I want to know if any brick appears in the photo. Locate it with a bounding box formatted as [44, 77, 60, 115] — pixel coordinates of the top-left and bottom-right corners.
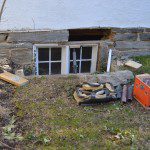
[114, 33, 137, 41]
[7, 30, 69, 43]
[140, 33, 150, 41]
[115, 41, 150, 49]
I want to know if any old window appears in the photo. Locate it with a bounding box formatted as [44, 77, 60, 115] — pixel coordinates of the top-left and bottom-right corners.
[69, 47, 92, 73]
[38, 47, 62, 75]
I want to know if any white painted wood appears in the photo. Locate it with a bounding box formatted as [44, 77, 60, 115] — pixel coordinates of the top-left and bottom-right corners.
[106, 49, 112, 73]
[91, 45, 98, 73]
[61, 46, 69, 75]
[34, 44, 58, 47]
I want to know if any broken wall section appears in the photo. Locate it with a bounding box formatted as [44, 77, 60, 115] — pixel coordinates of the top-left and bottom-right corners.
[97, 28, 150, 72]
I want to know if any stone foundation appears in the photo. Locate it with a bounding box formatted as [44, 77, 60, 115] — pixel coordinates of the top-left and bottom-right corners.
[0, 28, 149, 74]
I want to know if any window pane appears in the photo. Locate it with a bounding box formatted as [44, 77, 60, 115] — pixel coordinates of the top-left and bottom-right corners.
[82, 47, 92, 59]
[69, 61, 80, 73]
[81, 61, 91, 73]
[38, 48, 49, 61]
[51, 62, 61, 74]
[70, 48, 80, 60]
[51, 48, 61, 61]
[39, 63, 49, 75]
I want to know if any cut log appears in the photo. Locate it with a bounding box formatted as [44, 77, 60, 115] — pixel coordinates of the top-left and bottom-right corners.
[0, 72, 28, 86]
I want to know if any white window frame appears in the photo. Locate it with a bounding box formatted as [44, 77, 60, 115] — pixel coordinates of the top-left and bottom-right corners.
[33, 43, 98, 75]
[68, 44, 98, 74]
[69, 46, 93, 73]
[33, 44, 62, 75]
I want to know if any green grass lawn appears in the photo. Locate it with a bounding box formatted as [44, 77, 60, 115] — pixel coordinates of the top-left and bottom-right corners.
[10, 75, 150, 150]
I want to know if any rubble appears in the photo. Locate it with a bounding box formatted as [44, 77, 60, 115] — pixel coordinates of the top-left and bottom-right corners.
[0, 58, 12, 73]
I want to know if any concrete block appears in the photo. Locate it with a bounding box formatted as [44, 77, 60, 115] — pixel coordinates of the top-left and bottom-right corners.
[114, 33, 137, 41]
[0, 34, 7, 42]
[7, 30, 69, 43]
[115, 41, 150, 49]
[140, 33, 150, 41]
[11, 48, 32, 64]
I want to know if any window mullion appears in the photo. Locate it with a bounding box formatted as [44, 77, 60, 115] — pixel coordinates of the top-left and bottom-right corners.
[79, 47, 82, 73]
[49, 48, 51, 75]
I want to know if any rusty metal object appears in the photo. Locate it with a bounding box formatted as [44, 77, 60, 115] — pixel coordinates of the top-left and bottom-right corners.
[115, 85, 122, 99]
[127, 84, 133, 100]
[121, 85, 127, 102]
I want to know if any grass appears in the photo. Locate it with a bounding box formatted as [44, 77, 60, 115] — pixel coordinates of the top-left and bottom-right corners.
[10, 75, 150, 149]
[132, 55, 150, 74]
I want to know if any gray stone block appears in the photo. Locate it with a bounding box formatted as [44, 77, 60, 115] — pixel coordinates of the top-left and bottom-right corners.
[113, 49, 150, 57]
[7, 30, 69, 43]
[0, 49, 10, 59]
[115, 41, 150, 49]
[0, 34, 7, 42]
[140, 33, 150, 41]
[145, 28, 150, 32]
[114, 33, 137, 41]
[112, 28, 144, 33]
[78, 70, 134, 86]
[0, 43, 33, 49]
[11, 48, 32, 64]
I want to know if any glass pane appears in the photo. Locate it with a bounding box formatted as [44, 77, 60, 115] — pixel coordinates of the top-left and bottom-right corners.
[39, 63, 49, 75]
[51, 62, 61, 74]
[38, 48, 49, 61]
[69, 61, 80, 73]
[82, 47, 92, 59]
[70, 48, 80, 60]
[81, 61, 91, 73]
[51, 48, 61, 61]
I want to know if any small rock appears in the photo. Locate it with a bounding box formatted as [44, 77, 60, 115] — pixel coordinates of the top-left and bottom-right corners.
[0, 58, 10, 66]
[2, 65, 12, 72]
[117, 60, 124, 66]
[15, 69, 24, 77]
[121, 56, 129, 60]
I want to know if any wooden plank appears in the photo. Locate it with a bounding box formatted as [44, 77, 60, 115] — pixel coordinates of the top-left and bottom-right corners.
[125, 60, 142, 69]
[0, 72, 28, 86]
